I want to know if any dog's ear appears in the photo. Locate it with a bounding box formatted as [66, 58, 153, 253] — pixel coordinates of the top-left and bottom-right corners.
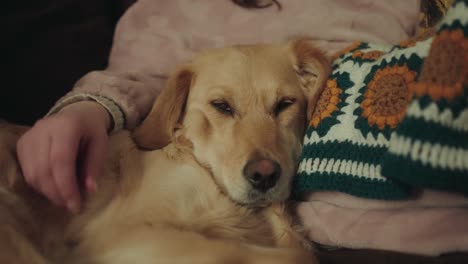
[288, 38, 331, 120]
[133, 67, 194, 150]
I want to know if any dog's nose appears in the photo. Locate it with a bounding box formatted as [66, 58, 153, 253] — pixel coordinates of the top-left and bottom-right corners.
[243, 159, 281, 192]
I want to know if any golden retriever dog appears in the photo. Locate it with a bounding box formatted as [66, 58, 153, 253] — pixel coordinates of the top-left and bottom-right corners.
[0, 38, 329, 264]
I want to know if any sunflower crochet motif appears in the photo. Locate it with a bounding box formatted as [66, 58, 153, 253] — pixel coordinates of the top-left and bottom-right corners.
[294, 0, 468, 200]
[361, 65, 416, 129]
[310, 79, 342, 128]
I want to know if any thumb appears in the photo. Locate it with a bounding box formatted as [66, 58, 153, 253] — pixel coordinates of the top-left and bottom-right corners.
[82, 133, 108, 193]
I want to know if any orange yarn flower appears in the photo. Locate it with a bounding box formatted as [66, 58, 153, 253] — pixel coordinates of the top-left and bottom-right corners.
[399, 28, 436, 48]
[361, 66, 416, 129]
[351, 50, 384, 60]
[410, 29, 468, 101]
[310, 79, 342, 128]
[332, 41, 362, 60]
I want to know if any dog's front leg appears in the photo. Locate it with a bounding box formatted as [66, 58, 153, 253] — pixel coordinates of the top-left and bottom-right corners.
[264, 203, 315, 250]
[71, 225, 317, 264]
[0, 186, 50, 264]
[0, 226, 49, 264]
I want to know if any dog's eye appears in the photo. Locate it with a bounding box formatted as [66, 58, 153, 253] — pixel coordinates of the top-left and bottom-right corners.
[211, 100, 234, 115]
[274, 98, 296, 116]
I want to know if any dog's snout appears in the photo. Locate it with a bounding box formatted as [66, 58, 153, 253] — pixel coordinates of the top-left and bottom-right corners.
[243, 159, 281, 192]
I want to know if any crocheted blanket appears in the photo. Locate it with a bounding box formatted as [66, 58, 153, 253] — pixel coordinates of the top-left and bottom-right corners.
[294, 0, 468, 200]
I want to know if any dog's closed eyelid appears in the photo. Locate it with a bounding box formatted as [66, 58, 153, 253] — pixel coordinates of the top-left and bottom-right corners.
[210, 99, 235, 116]
[273, 97, 296, 116]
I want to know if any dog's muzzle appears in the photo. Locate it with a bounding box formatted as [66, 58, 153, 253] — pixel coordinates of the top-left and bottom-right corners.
[242, 159, 281, 192]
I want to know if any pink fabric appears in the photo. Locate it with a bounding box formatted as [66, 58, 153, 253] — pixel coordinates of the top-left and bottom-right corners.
[72, 71, 164, 128]
[108, 0, 420, 73]
[297, 191, 468, 255]
[63, 0, 420, 128]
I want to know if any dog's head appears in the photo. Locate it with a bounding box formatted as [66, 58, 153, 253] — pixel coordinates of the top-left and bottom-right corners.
[133, 38, 329, 206]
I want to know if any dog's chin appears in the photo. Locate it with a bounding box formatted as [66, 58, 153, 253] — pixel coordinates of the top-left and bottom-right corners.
[205, 164, 291, 207]
[228, 187, 290, 208]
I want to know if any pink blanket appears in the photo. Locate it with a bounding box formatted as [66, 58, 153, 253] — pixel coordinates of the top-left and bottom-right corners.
[297, 191, 468, 255]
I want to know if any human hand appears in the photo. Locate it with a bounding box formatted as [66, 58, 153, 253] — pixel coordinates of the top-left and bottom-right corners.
[17, 101, 111, 213]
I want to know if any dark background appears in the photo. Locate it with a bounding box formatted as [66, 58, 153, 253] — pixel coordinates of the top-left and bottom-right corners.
[1, 0, 133, 125]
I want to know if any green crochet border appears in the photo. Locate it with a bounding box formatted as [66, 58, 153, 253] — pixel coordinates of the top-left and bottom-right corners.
[300, 140, 388, 164]
[381, 153, 468, 195]
[293, 172, 410, 200]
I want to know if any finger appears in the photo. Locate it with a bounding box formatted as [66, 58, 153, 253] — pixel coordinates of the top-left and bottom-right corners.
[49, 128, 82, 214]
[17, 130, 64, 205]
[37, 135, 63, 206]
[16, 129, 41, 187]
[38, 174, 63, 207]
[17, 132, 36, 185]
[82, 133, 108, 193]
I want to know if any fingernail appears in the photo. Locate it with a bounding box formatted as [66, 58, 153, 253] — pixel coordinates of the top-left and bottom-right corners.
[67, 200, 80, 214]
[86, 178, 98, 193]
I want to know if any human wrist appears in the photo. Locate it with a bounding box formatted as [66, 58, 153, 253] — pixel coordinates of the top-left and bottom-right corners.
[47, 92, 125, 132]
[60, 101, 113, 132]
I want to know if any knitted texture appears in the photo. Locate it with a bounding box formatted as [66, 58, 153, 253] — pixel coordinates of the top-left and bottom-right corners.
[47, 92, 125, 132]
[294, 0, 468, 200]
